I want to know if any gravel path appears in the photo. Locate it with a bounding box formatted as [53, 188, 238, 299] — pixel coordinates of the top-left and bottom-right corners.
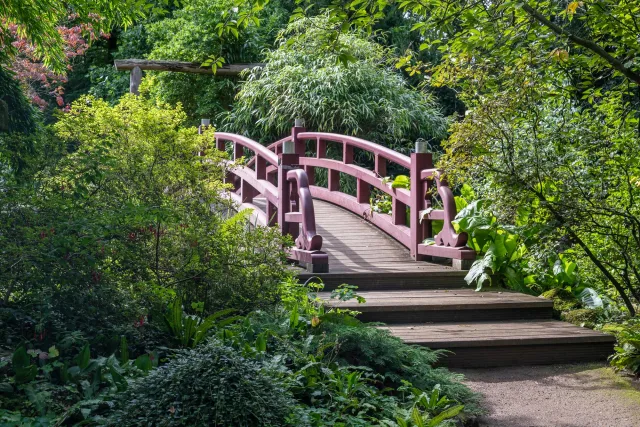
[456, 363, 640, 427]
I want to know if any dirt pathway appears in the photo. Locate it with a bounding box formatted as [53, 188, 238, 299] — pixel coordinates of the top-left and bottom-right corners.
[457, 363, 640, 427]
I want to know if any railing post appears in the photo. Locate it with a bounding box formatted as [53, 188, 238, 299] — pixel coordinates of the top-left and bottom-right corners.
[292, 119, 306, 155]
[374, 154, 386, 177]
[278, 134, 300, 238]
[410, 141, 433, 260]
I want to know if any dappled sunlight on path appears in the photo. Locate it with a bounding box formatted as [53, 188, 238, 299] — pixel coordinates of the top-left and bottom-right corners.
[458, 363, 640, 427]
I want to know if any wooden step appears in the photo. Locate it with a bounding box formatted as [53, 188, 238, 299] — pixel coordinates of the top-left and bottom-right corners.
[381, 320, 616, 368]
[299, 270, 467, 291]
[320, 289, 553, 323]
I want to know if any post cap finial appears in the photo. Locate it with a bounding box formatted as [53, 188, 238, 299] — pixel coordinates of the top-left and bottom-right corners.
[201, 118, 211, 126]
[415, 140, 429, 154]
[283, 140, 295, 154]
[294, 118, 304, 127]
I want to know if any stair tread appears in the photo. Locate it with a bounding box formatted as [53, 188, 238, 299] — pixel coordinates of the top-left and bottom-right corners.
[320, 289, 553, 311]
[299, 270, 466, 278]
[380, 319, 615, 348]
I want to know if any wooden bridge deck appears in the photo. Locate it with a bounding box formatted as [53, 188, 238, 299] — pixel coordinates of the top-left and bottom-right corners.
[311, 200, 453, 273]
[295, 199, 615, 368]
[297, 200, 468, 289]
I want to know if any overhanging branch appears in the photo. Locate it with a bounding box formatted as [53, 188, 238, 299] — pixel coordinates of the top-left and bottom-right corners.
[521, 4, 640, 85]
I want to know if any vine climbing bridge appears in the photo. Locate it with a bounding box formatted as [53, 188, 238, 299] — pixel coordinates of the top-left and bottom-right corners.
[216, 123, 615, 369]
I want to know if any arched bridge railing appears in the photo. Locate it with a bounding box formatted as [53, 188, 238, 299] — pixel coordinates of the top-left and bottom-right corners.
[213, 131, 328, 273]
[247, 125, 476, 270]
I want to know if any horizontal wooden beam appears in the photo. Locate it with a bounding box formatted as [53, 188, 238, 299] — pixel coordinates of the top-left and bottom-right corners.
[114, 59, 264, 76]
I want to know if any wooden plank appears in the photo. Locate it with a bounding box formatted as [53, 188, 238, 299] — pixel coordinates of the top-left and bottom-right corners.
[114, 59, 264, 76]
[435, 342, 614, 368]
[381, 320, 615, 346]
[320, 289, 553, 309]
[308, 199, 461, 276]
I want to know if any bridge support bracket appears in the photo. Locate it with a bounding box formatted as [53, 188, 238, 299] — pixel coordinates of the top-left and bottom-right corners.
[288, 248, 329, 273]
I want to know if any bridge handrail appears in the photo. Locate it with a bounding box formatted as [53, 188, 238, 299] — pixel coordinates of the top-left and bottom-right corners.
[215, 132, 279, 165]
[298, 132, 411, 170]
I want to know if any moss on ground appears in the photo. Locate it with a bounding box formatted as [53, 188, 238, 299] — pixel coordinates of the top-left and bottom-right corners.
[539, 288, 582, 318]
[596, 367, 640, 405]
[562, 308, 601, 328]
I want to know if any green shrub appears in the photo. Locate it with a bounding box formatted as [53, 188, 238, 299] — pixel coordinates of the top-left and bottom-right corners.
[108, 339, 296, 426]
[224, 16, 449, 151]
[1, 94, 291, 350]
[319, 322, 481, 414]
[603, 319, 640, 375]
[0, 341, 151, 422]
[224, 281, 482, 421]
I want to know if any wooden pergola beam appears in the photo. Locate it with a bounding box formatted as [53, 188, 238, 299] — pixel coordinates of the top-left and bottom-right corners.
[114, 59, 264, 76]
[115, 59, 265, 95]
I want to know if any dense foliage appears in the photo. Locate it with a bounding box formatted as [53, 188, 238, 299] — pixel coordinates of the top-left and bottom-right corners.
[0, 95, 291, 349]
[0, 67, 37, 134]
[138, 0, 294, 120]
[0, 0, 148, 72]
[225, 17, 449, 151]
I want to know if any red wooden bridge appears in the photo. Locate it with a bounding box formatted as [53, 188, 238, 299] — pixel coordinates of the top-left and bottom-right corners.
[215, 124, 615, 368]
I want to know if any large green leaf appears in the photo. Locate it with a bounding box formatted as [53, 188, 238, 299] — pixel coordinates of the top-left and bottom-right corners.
[15, 365, 38, 384]
[428, 404, 464, 426]
[76, 344, 91, 370]
[12, 346, 31, 370]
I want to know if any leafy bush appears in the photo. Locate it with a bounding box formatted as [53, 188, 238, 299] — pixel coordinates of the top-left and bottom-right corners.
[320, 322, 481, 414]
[108, 339, 296, 426]
[224, 16, 449, 151]
[1, 341, 152, 424]
[604, 319, 640, 375]
[220, 278, 482, 424]
[1, 94, 291, 350]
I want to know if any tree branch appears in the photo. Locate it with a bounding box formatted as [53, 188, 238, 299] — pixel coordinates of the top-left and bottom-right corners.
[521, 3, 640, 85]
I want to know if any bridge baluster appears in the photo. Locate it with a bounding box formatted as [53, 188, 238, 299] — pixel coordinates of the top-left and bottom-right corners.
[356, 179, 370, 204]
[343, 142, 353, 164]
[328, 169, 340, 192]
[233, 142, 243, 161]
[317, 138, 327, 158]
[255, 155, 266, 180]
[392, 198, 407, 226]
[241, 179, 255, 204]
[374, 154, 386, 177]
